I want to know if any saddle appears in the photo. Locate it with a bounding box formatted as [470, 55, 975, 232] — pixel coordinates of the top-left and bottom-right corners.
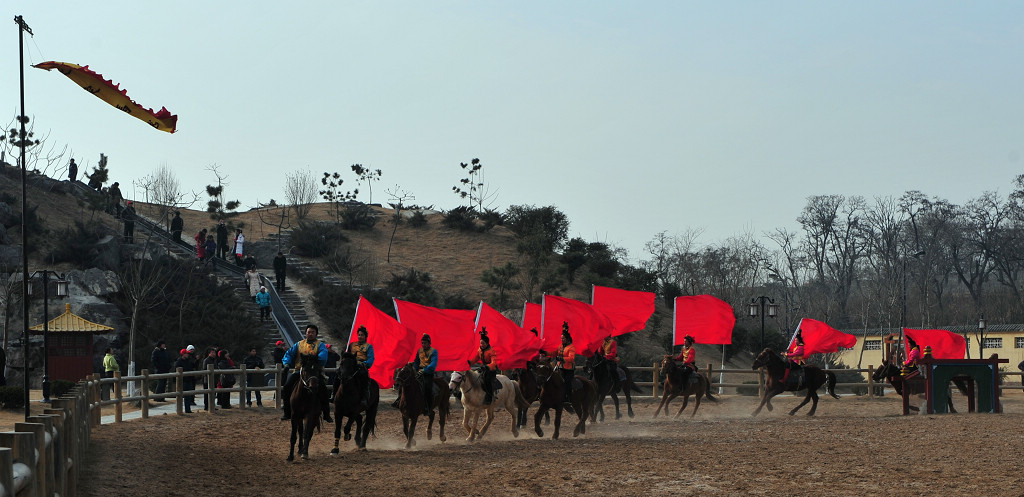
[490, 376, 503, 391]
[781, 369, 805, 390]
[685, 373, 701, 387]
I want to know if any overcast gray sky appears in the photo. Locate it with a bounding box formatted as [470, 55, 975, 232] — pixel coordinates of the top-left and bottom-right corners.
[5, 2, 1023, 263]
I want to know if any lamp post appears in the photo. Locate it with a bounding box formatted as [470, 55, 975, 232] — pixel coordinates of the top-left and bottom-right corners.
[978, 313, 987, 359]
[27, 271, 69, 402]
[748, 296, 778, 351]
[15, 14, 34, 420]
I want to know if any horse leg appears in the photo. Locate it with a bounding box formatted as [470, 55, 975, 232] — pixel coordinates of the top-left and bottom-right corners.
[507, 401, 520, 438]
[690, 386, 703, 418]
[534, 406, 547, 438]
[331, 414, 342, 455]
[552, 406, 562, 440]
[752, 390, 775, 417]
[612, 393, 621, 420]
[405, 415, 418, 449]
[478, 408, 495, 439]
[288, 420, 298, 461]
[353, 415, 365, 450]
[301, 415, 316, 459]
[790, 390, 814, 416]
[653, 391, 671, 418]
[463, 408, 474, 441]
[624, 385, 635, 418]
[426, 410, 434, 441]
[674, 394, 690, 418]
[344, 417, 355, 441]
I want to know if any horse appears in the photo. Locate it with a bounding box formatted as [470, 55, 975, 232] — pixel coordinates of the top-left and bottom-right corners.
[584, 354, 643, 421]
[750, 348, 839, 417]
[532, 360, 597, 439]
[449, 369, 530, 441]
[652, 355, 717, 419]
[393, 363, 450, 448]
[287, 354, 323, 461]
[511, 366, 550, 428]
[331, 352, 379, 452]
[871, 361, 966, 414]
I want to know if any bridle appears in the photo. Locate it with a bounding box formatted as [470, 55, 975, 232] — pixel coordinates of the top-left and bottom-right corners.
[299, 365, 320, 393]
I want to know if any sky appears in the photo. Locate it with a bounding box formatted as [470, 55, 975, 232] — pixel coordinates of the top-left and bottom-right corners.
[4, 2, 1024, 264]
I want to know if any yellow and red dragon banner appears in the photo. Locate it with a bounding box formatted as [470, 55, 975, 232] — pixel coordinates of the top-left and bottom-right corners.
[34, 61, 177, 133]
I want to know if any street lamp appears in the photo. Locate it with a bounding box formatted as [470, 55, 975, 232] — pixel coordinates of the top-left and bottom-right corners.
[27, 271, 69, 402]
[15, 14, 34, 420]
[748, 296, 778, 350]
[978, 313, 987, 358]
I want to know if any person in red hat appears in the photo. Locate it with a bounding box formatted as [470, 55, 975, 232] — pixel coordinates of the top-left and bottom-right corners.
[272, 340, 287, 400]
[173, 348, 195, 413]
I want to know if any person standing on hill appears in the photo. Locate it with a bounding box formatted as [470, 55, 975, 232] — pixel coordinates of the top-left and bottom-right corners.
[174, 348, 195, 413]
[233, 229, 245, 266]
[170, 211, 183, 242]
[242, 347, 265, 407]
[194, 229, 208, 260]
[121, 201, 136, 244]
[150, 339, 171, 395]
[215, 222, 229, 260]
[255, 286, 272, 321]
[273, 251, 287, 291]
[68, 158, 78, 182]
[244, 267, 261, 302]
[108, 181, 124, 216]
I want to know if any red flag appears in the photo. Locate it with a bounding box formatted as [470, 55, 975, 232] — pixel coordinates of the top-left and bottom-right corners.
[591, 285, 655, 336]
[393, 299, 477, 372]
[476, 302, 544, 370]
[522, 302, 542, 332]
[541, 295, 614, 356]
[903, 328, 967, 360]
[673, 295, 735, 345]
[346, 296, 417, 389]
[788, 318, 856, 355]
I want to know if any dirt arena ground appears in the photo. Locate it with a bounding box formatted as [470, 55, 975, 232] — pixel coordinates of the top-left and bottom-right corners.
[78, 391, 1024, 497]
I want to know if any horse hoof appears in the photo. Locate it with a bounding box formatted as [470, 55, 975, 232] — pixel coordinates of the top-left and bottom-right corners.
[440, 435, 446, 443]
[344, 433, 352, 441]
[358, 447, 367, 452]
[301, 454, 308, 460]
[330, 449, 339, 455]
[535, 429, 544, 438]
[287, 456, 294, 462]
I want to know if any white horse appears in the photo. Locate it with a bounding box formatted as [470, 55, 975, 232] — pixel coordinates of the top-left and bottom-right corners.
[449, 370, 530, 442]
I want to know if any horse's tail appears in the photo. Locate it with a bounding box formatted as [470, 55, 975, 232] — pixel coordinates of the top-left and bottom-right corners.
[825, 371, 840, 399]
[703, 375, 718, 402]
[513, 382, 530, 410]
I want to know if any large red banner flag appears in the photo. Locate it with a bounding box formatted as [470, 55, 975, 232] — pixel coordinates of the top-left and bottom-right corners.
[346, 296, 417, 389]
[787, 318, 857, 355]
[34, 61, 178, 133]
[903, 328, 967, 360]
[522, 302, 542, 332]
[673, 295, 735, 345]
[541, 295, 614, 356]
[393, 299, 478, 372]
[476, 302, 544, 370]
[591, 285, 656, 337]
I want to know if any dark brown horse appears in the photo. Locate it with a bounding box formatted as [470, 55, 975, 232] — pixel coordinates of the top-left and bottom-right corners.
[751, 348, 839, 416]
[584, 354, 643, 421]
[287, 354, 323, 461]
[331, 352, 379, 452]
[653, 355, 717, 418]
[532, 360, 597, 439]
[872, 361, 966, 413]
[512, 367, 549, 428]
[393, 363, 450, 448]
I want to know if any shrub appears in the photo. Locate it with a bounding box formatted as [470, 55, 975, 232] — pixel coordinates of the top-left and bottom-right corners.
[49, 220, 108, 265]
[442, 206, 478, 232]
[290, 221, 348, 258]
[340, 203, 377, 231]
[478, 208, 503, 232]
[0, 386, 25, 409]
[51, 379, 76, 398]
[408, 210, 428, 228]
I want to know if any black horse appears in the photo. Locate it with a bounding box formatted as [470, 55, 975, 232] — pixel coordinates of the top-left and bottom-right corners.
[331, 352, 379, 452]
[750, 348, 839, 417]
[584, 354, 642, 421]
[287, 354, 323, 461]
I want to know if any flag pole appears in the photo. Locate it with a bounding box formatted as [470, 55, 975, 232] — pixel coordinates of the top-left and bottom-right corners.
[719, 344, 725, 395]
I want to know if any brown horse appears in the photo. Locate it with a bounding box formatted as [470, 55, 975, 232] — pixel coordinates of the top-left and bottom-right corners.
[532, 360, 597, 439]
[585, 354, 643, 421]
[287, 355, 323, 461]
[393, 363, 449, 448]
[512, 367, 549, 428]
[653, 355, 717, 418]
[331, 352, 379, 452]
[751, 348, 839, 416]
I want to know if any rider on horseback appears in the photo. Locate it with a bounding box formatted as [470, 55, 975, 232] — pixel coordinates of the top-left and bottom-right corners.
[600, 334, 621, 389]
[280, 324, 334, 423]
[471, 328, 499, 405]
[555, 323, 576, 409]
[414, 334, 439, 416]
[673, 335, 697, 384]
[347, 325, 375, 407]
[902, 336, 922, 376]
[785, 330, 806, 369]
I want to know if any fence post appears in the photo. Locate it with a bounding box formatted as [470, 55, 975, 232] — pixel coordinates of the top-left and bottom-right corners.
[90, 374, 101, 427]
[275, 364, 283, 409]
[706, 363, 713, 391]
[114, 372, 123, 423]
[0, 431, 37, 497]
[240, 364, 248, 409]
[867, 365, 875, 398]
[15, 422, 47, 497]
[27, 416, 58, 497]
[175, 367, 184, 415]
[651, 361, 660, 398]
[0, 448, 13, 497]
[47, 402, 75, 497]
[208, 364, 216, 412]
[141, 369, 150, 419]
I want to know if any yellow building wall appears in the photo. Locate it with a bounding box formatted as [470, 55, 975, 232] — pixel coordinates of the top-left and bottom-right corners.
[834, 330, 1024, 379]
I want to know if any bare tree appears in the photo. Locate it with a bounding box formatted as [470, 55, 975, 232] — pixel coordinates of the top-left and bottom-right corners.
[284, 169, 318, 221]
[452, 158, 498, 212]
[117, 249, 173, 385]
[255, 199, 292, 252]
[385, 186, 415, 263]
[0, 115, 69, 180]
[205, 164, 241, 222]
[351, 164, 383, 205]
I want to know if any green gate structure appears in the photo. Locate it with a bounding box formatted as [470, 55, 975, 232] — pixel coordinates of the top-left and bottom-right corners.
[921, 355, 1008, 414]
